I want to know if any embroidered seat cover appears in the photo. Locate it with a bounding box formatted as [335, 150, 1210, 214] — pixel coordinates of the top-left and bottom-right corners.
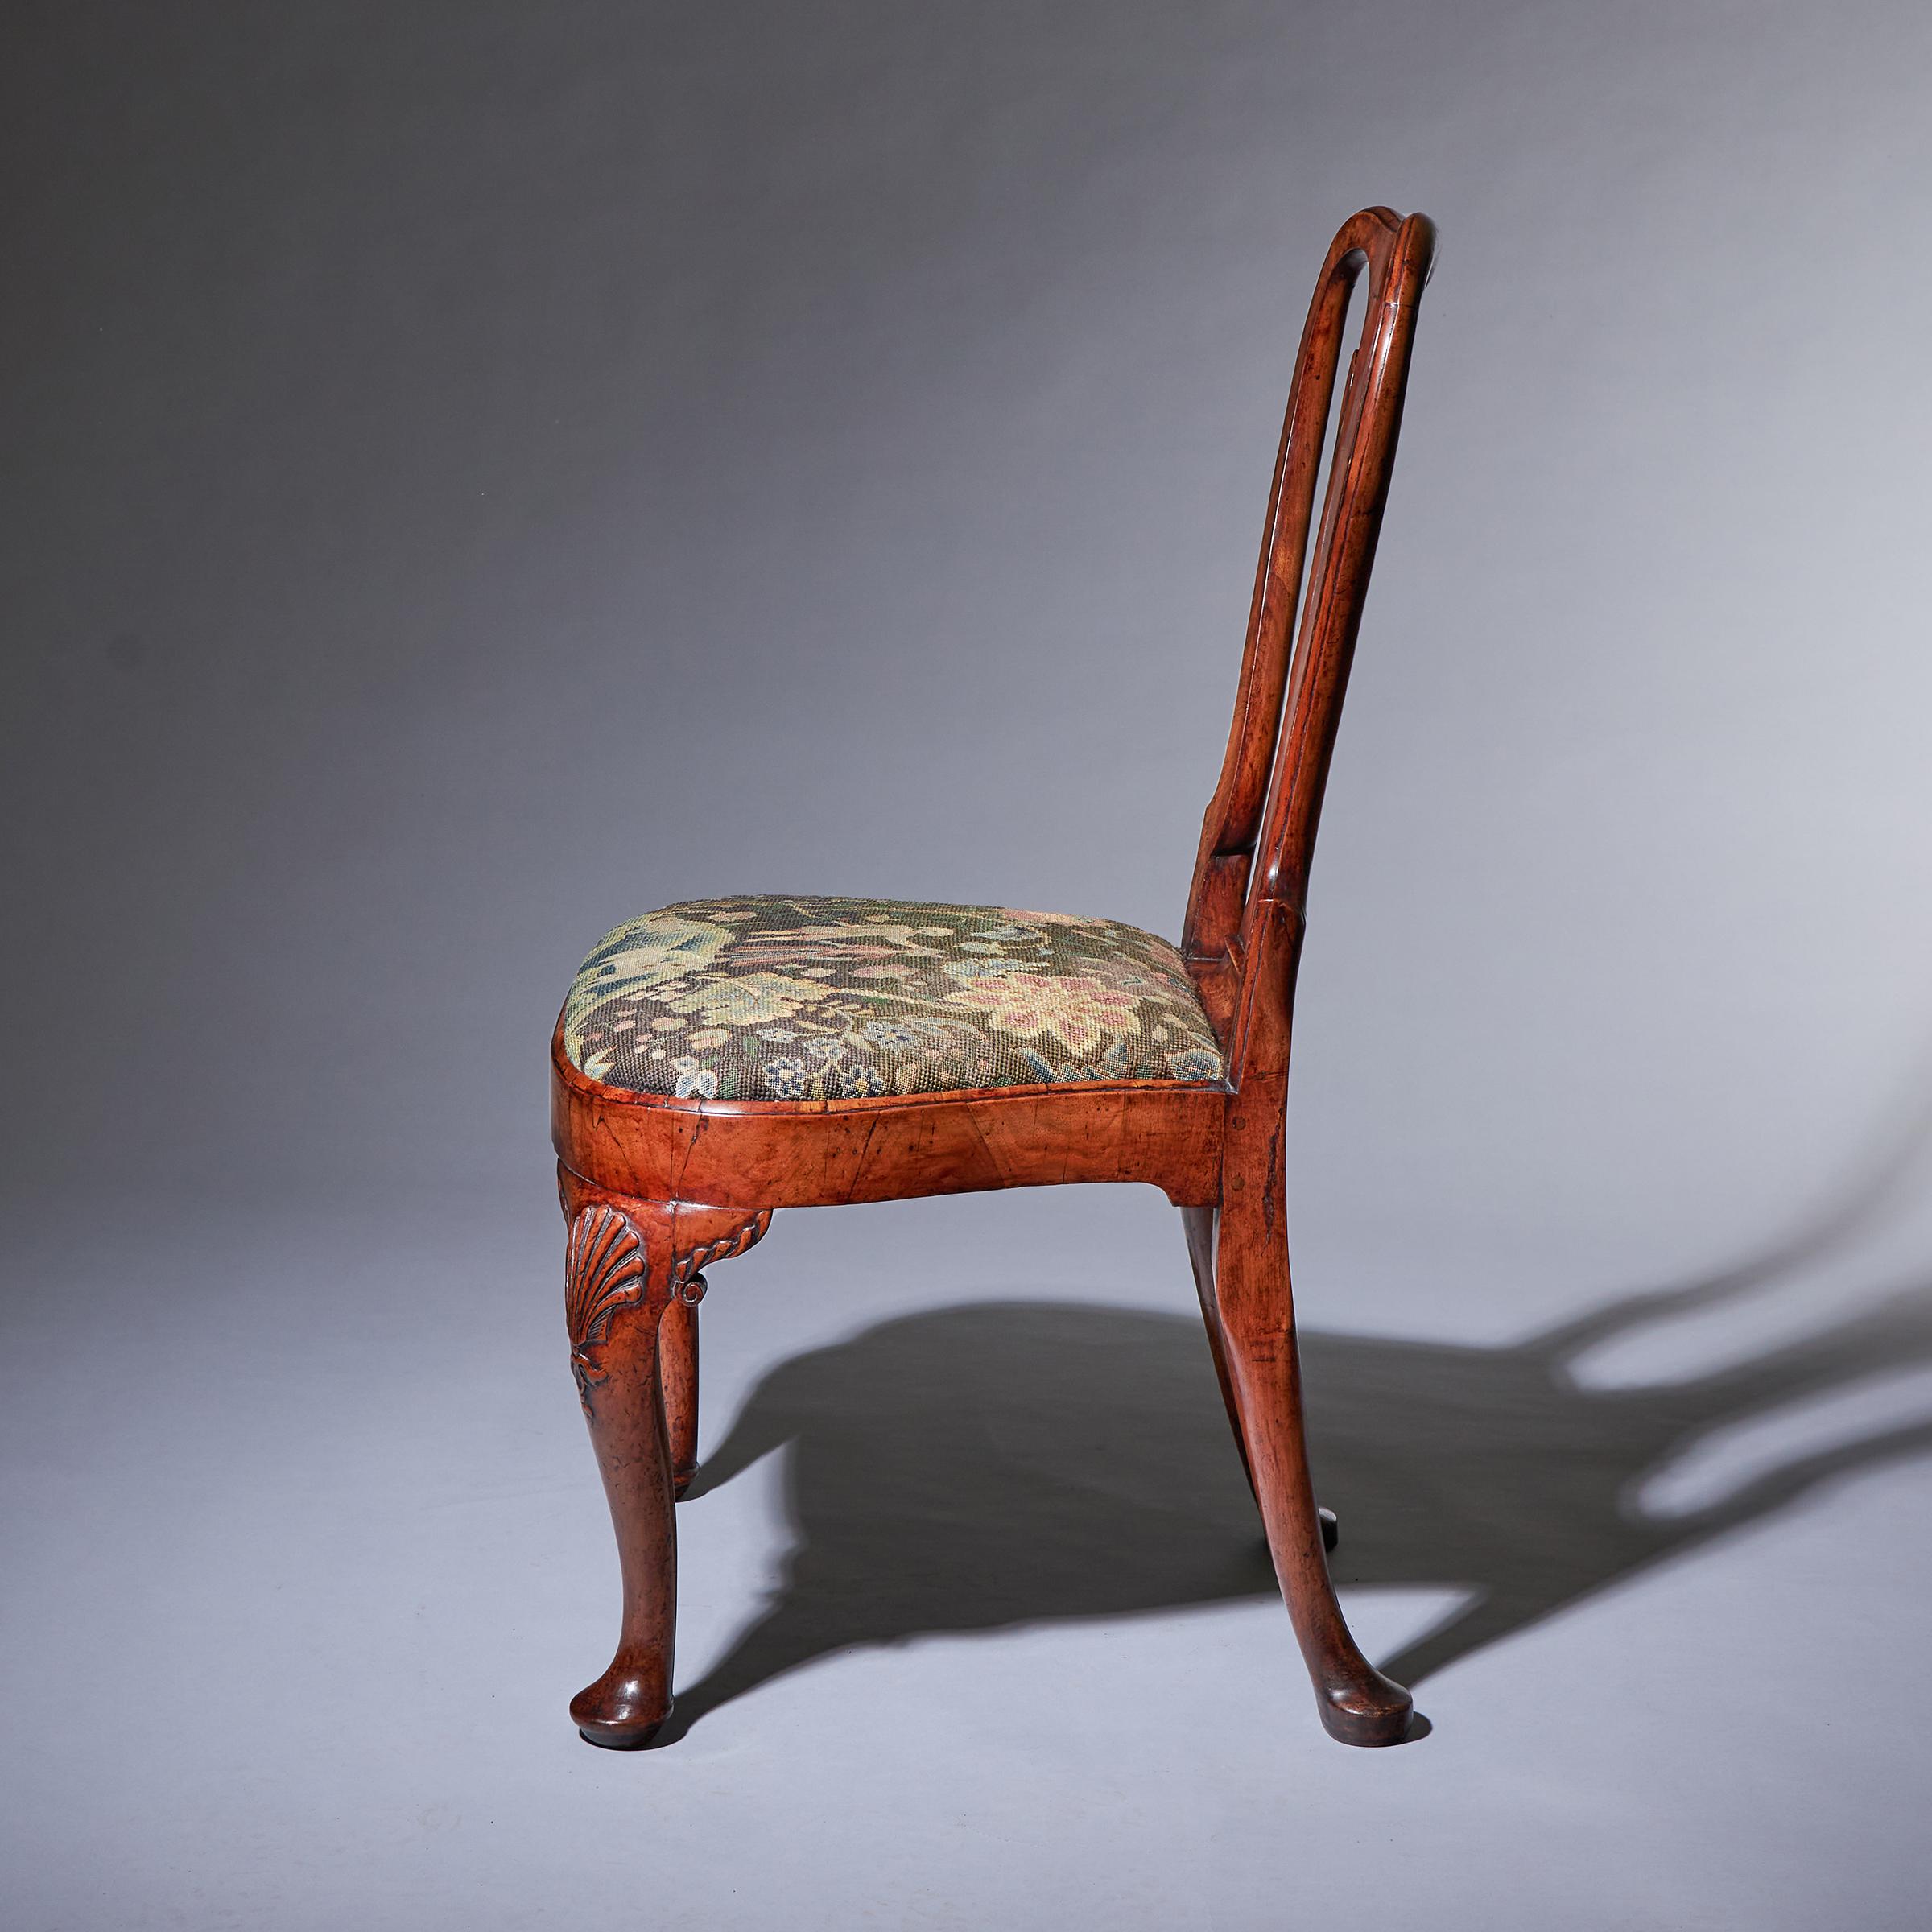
[562, 895, 1227, 1101]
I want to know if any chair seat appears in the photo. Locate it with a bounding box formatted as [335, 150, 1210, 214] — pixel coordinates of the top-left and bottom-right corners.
[562, 894, 1227, 1100]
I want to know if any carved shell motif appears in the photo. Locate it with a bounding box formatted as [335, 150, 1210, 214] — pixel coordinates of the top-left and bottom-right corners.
[565, 1205, 647, 1407]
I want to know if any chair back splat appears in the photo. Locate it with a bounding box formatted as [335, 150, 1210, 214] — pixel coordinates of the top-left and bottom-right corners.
[1182, 208, 1436, 1080]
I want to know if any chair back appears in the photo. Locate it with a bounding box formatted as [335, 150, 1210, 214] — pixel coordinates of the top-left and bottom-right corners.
[1182, 206, 1435, 1084]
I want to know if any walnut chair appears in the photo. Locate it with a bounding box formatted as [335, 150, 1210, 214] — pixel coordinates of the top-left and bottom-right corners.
[551, 206, 1436, 1749]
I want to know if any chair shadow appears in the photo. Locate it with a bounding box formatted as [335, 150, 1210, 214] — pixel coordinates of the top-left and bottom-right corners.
[654, 1091, 1932, 1744]
[653, 1282, 1932, 1744]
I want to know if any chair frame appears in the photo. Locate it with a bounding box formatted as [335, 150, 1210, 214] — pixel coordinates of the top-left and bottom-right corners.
[551, 205, 1437, 1749]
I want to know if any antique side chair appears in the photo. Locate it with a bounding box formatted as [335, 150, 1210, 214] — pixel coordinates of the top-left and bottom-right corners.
[551, 206, 1436, 1749]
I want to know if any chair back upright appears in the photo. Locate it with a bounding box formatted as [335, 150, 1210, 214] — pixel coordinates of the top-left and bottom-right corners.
[1182, 207, 1436, 1088]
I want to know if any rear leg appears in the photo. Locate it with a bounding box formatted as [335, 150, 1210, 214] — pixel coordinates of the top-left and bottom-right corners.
[1209, 1192, 1412, 1746]
[1184, 1206, 1340, 1553]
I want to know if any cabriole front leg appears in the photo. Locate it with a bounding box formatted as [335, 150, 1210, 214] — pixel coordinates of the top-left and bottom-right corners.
[558, 1169, 773, 1749]
[564, 1197, 679, 1748]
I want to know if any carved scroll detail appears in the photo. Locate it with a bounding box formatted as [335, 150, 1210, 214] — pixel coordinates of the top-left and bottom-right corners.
[566, 1205, 648, 1409]
[670, 1210, 771, 1305]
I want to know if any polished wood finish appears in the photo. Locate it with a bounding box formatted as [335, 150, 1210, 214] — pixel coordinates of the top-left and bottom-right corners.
[559, 1173, 771, 1745]
[553, 206, 1436, 1748]
[552, 1019, 1227, 1208]
[660, 1294, 700, 1499]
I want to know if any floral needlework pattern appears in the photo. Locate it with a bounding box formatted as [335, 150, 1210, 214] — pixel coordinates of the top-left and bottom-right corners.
[563, 896, 1227, 1100]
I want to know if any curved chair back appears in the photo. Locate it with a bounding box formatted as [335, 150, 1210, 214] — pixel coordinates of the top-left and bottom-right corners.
[1182, 206, 1436, 1082]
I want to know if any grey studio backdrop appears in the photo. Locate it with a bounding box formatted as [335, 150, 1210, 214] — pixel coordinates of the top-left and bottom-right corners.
[4, 4, 1931, 1930]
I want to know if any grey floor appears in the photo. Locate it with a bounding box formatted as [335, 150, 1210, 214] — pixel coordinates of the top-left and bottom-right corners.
[6, 1173, 1930, 1931]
